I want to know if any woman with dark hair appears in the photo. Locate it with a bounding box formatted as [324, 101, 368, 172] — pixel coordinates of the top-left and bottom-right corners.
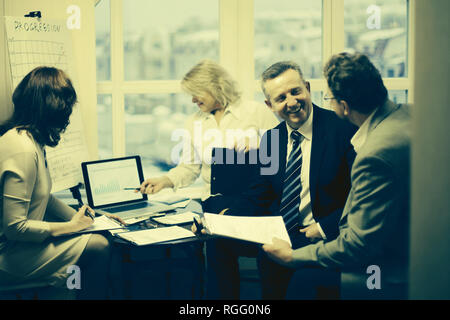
[0, 67, 121, 299]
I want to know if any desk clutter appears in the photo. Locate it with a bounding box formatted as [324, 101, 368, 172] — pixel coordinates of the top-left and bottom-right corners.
[99, 200, 206, 299]
[51, 176, 258, 299]
[109, 212, 201, 246]
[152, 211, 200, 225]
[115, 226, 196, 246]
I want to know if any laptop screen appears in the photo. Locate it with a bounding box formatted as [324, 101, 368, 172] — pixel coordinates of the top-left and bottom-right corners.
[82, 156, 147, 209]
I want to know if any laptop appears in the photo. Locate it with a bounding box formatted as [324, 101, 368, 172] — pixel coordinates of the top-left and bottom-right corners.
[81, 156, 175, 223]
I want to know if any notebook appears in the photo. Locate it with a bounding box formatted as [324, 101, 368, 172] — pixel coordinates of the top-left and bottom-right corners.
[81, 156, 175, 223]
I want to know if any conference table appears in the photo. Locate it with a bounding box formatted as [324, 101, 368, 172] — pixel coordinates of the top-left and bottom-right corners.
[58, 187, 211, 299]
[108, 199, 211, 299]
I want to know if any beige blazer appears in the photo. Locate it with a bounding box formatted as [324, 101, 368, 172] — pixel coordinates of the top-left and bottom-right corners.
[0, 129, 90, 287]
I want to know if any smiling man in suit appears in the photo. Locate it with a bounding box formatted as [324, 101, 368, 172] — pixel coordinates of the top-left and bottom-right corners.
[263, 52, 411, 300]
[203, 61, 357, 299]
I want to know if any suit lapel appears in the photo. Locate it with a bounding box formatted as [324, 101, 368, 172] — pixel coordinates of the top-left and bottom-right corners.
[367, 100, 399, 135]
[274, 122, 288, 198]
[309, 105, 326, 208]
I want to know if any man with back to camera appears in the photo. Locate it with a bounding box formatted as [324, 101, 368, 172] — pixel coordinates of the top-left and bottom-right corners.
[263, 52, 411, 300]
[200, 60, 357, 299]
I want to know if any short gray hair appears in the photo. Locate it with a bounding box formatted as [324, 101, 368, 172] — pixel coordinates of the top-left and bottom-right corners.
[261, 61, 305, 99]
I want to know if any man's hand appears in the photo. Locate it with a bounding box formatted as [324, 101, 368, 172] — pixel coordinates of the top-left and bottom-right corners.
[139, 176, 174, 195]
[300, 223, 322, 240]
[262, 237, 294, 267]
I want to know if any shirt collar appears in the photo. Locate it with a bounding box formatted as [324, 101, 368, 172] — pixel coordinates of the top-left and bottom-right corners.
[351, 108, 377, 153]
[224, 100, 241, 120]
[203, 100, 241, 121]
[285, 106, 313, 142]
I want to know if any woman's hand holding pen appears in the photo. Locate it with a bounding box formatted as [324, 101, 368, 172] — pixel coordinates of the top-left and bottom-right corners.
[75, 206, 127, 228]
[138, 176, 174, 195]
[69, 205, 95, 232]
[50, 205, 95, 237]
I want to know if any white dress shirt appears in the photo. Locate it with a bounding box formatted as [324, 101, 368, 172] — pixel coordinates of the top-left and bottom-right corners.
[350, 109, 377, 154]
[285, 107, 327, 239]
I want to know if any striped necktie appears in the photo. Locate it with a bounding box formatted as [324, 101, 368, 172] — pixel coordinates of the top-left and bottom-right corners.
[280, 130, 303, 235]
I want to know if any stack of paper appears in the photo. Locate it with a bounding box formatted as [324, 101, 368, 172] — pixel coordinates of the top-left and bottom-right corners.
[152, 211, 200, 225]
[116, 226, 196, 246]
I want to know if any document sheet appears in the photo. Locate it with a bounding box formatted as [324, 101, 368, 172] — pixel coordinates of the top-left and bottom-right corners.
[73, 215, 123, 234]
[116, 226, 196, 246]
[152, 211, 200, 225]
[202, 213, 292, 246]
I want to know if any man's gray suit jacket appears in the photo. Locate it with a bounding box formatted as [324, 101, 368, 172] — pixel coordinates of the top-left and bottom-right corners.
[291, 100, 411, 292]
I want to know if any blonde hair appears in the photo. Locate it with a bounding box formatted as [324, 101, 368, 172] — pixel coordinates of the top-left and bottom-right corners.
[181, 60, 241, 107]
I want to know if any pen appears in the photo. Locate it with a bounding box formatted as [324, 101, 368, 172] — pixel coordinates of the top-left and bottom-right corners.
[70, 184, 94, 220]
[193, 217, 203, 235]
[75, 200, 95, 221]
[123, 187, 140, 191]
[84, 206, 95, 220]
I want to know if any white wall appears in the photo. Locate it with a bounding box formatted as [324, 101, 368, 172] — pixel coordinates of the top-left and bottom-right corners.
[410, 0, 450, 299]
[0, 0, 98, 158]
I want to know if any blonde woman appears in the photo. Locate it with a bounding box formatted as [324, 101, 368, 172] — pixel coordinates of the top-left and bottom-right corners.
[139, 60, 279, 198]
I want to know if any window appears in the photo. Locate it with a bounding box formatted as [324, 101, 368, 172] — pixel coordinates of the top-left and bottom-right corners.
[124, 93, 196, 176]
[95, 0, 111, 81]
[97, 94, 112, 159]
[254, 0, 322, 79]
[344, 0, 408, 78]
[389, 90, 408, 104]
[123, 0, 219, 81]
[95, 0, 413, 176]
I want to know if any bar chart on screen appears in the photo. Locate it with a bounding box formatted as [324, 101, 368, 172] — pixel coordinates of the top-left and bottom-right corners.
[94, 180, 121, 194]
[88, 158, 143, 207]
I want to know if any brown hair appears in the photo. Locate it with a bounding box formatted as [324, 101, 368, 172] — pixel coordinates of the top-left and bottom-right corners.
[0, 66, 77, 147]
[324, 52, 387, 114]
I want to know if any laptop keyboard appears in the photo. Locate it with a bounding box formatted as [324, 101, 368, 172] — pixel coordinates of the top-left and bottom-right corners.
[103, 202, 150, 214]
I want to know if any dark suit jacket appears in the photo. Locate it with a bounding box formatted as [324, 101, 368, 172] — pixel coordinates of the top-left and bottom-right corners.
[204, 105, 356, 241]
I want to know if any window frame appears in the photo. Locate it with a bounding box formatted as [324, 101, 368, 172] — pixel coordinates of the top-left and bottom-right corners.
[96, 0, 414, 158]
